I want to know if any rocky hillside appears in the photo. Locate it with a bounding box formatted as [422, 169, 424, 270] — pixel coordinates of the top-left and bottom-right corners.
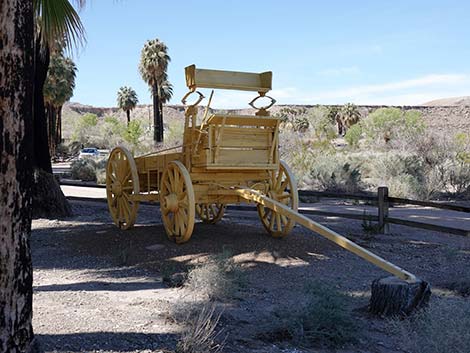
[423, 96, 470, 106]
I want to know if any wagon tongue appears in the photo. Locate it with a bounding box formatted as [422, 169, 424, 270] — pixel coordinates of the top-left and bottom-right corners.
[234, 187, 431, 316]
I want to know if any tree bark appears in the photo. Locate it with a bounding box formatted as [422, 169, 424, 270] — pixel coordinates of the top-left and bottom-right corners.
[126, 109, 130, 126]
[153, 83, 162, 143]
[0, 0, 36, 351]
[55, 106, 62, 146]
[159, 100, 164, 141]
[33, 38, 52, 174]
[369, 276, 431, 317]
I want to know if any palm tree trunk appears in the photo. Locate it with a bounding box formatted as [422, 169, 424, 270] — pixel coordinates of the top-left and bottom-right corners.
[153, 83, 162, 143]
[32, 36, 72, 218]
[126, 110, 131, 126]
[56, 106, 62, 146]
[33, 37, 52, 174]
[159, 100, 164, 141]
[0, 1, 36, 352]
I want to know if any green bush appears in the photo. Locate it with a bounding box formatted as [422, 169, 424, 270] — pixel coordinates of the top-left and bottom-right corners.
[344, 124, 362, 147]
[310, 154, 363, 193]
[266, 282, 359, 348]
[71, 159, 97, 181]
[362, 108, 425, 146]
[123, 120, 143, 146]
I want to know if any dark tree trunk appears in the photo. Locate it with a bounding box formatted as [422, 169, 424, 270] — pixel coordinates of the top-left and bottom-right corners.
[369, 276, 431, 317]
[45, 103, 56, 157]
[55, 106, 62, 146]
[153, 83, 163, 143]
[33, 38, 52, 174]
[32, 39, 72, 218]
[126, 110, 130, 126]
[159, 100, 164, 141]
[0, 0, 36, 351]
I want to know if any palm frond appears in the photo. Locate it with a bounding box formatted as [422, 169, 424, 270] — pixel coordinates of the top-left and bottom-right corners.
[34, 0, 86, 50]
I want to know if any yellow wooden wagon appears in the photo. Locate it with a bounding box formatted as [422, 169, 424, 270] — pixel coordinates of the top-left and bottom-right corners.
[106, 65, 418, 283]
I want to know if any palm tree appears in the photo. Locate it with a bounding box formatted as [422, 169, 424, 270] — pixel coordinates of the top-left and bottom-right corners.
[44, 53, 77, 152]
[139, 38, 170, 143]
[117, 86, 139, 126]
[337, 103, 361, 136]
[33, 0, 86, 173]
[31, 0, 84, 218]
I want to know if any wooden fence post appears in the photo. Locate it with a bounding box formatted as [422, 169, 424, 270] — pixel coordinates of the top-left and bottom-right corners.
[378, 186, 389, 234]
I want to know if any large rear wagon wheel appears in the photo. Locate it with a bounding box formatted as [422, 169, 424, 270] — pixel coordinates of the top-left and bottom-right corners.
[257, 161, 298, 238]
[160, 161, 195, 244]
[106, 146, 140, 230]
[196, 203, 225, 224]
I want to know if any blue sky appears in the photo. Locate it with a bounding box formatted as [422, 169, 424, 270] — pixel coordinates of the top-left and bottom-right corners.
[71, 0, 470, 108]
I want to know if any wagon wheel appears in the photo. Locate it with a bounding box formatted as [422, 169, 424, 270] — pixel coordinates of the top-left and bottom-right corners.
[257, 161, 299, 238]
[160, 161, 195, 244]
[196, 203, 226, 224]
[106, 146, 140, 230]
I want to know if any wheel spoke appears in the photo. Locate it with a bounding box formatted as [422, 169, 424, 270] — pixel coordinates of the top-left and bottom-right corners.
[178, 191, 187, 201]
[276, 213, 282, 232]
[121, 168, 131, 184]
[280, 178, 289, 192]
[281, 215, 289, 225]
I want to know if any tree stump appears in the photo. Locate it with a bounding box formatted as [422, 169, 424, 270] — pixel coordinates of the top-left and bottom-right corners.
[33, 169, 72, 218]
[369, 276, 431, 316]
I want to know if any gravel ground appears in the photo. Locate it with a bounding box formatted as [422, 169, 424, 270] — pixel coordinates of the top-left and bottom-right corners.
[32, 200, 470, 353]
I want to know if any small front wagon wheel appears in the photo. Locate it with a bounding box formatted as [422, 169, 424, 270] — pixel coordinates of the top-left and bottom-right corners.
[196, 203, 226, 224]
[160, 161, 195, 244]
[257, 161, 299, 237]
[106, 146, 140, 230]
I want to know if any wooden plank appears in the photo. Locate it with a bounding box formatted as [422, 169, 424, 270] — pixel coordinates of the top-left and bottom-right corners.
[203, 164, 277, 170]
[206, 114, 279, 127]
[185, 64, 272, 93]
[388, 197, 470, 213]
[213, 127, 272, 148]
[216, 148, 270, 165]
[386, 217, 470, 236]
[299, 190, 377, 202]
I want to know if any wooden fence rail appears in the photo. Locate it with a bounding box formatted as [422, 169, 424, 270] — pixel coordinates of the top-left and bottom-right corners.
[300, 186, 470, 236]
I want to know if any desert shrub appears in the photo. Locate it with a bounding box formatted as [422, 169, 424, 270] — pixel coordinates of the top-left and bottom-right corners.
[185, 250, 244, 301]
[344, 124, 362, 147]
[362, 108, 425, 147]
[310, 154, 363, 193]
[265, 282, 359, 348]
[365, 153, 426, 199]
[70, 159, 97, 181]
[123, 120, 144, 146]
[81, 113, 98, 127]
[176, 302, 224, 353]
[390, 298, 470, 353]
[293, 116, 309, 132]
[306, 106, 337, 140]
[274, 107, 307, 125]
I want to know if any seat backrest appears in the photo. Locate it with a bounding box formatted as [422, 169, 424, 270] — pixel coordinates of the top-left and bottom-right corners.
[185, 64, 272, 93]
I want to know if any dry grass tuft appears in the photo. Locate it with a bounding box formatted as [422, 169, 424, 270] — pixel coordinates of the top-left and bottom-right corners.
[390, 298, 470, 353]
[176, 302, 224, 353]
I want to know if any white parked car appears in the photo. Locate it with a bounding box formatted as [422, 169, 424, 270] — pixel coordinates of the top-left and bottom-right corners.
[79, 147, 100, 159]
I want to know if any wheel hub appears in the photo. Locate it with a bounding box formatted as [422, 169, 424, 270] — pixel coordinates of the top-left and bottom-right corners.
[164, 193, 179, 212]
[112, 181, 122, 196]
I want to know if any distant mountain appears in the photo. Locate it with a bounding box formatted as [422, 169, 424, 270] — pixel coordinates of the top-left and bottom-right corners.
[422, 96, 470, 106]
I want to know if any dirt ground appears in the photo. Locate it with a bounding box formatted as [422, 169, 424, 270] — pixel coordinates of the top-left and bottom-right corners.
[32, 200, 470, 353]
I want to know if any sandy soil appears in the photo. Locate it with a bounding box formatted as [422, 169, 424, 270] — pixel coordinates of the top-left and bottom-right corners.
[32, 200, 470, 353]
